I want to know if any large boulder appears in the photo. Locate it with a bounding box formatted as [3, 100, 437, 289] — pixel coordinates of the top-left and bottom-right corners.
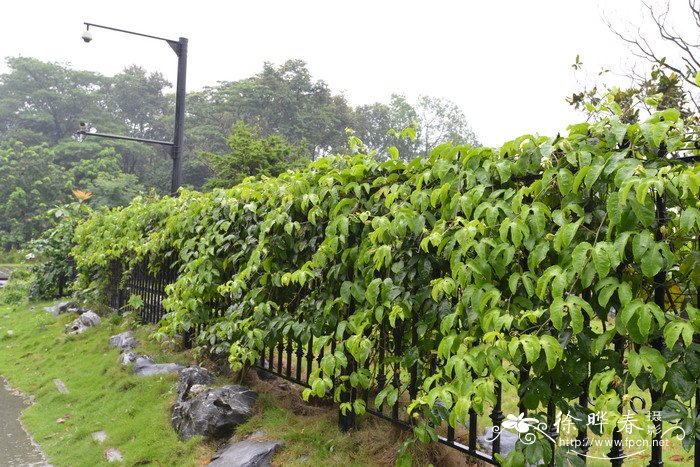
[177, 366, 215, 402]
[172, 385, 257, 440]
[66, 311, 101, 335]
[208, 440, 284, 467]
[133, 357, 184, 376]
[109, 331, 140, 352]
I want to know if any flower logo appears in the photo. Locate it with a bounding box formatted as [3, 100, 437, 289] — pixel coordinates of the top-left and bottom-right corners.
[502, 413, 540, 434]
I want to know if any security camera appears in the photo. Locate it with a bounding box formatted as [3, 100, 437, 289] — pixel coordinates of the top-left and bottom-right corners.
[81, 30, 92, 43]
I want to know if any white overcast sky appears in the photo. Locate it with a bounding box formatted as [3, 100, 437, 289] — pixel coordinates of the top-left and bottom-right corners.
[0, 1, 683, 147]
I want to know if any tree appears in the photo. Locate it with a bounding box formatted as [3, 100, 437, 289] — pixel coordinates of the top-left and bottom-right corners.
[0, 57, 107, 143]
[572, 1, 700, 123]
[201, 121, 309, 188]
[105, 65, 171, 141]
[352, 94, 479, 160]
[83, 172, 145, 209]
[0, 142, 71, 249]
[186, 60, 353, 160]
[606, 1, 700, 112]
[414, 95, 480, 157]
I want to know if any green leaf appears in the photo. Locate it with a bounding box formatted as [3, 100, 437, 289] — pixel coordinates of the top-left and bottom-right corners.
[508, 273, 521, 295]
[667, 363, 695, 400]
[632, 231, 653, 261]
[540, 335, 563, 370]
[639, 346, 666, 380]
[595, 277, 619, 307]
[660, 399, 687, 422]
[680, 207, 700, 234]
[520, 335, 541, 363]
[373, 245, 392, 270]
[592, 244, 612, 278]
[558, 168, 574, 195]
[528, 242, 550, 272]
[619, 299, 644, 327]
[627, 350, 642, 378]
[641, 246, 663, 278]
[550, 298, 564, 330]
[584, 163, 605, 189]
[592, 329, 615, 356]
[618, 282, 632, 305]
[366, 278, 382, 306]
[570, 303, 584, 334]
[629, 198, 655, 227]
[554, 220, 581, 252]
[606, 192, 622, 226]
[321, 354, 335, 376]
[581, 263, 596, 288]
[610, 120, 629, 145]
[572, 242, 592, 272]
[536, 265, 562, 299]
[664, 320, 695, 348]
[680, 251, 700, 286]
[572, 166, 591, 193]
[637, 305, 652, 340]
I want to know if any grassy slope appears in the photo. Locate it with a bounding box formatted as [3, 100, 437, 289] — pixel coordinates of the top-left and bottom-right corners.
[0, 301, 211, 466]
[0, 302, 435, 467]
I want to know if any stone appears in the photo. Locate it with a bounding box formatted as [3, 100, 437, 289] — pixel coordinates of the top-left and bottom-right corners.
[104, 448, 123, 462]
[189, 384, 208, 398]
[92, 431, 107, 443]
[177, 366, 215, 402]
[108, 331, 140, 352]
[66, 311, 101, 335]
[477, 426, 519, 457]
[133, 355, 155, 366]
[208, 440, 284, 467]
[256, 360, 275, 381]
[119, 352, 140, 365]
[172, 385, 257, 440]
[53, 379, 69, 394]
[58, 300, 79, 312]
[45, 300, 86, 315]
[246, 430, 267, 440]
[133, 357, 184, 376]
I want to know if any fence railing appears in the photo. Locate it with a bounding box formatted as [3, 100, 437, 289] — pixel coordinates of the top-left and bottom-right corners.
[108, 259, 177, 323]
[106, 255, 699, 465]
[105, 194, 699, 466]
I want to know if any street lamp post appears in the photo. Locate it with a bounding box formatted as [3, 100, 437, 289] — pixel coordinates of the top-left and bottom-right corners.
[77, 22, 188, 195]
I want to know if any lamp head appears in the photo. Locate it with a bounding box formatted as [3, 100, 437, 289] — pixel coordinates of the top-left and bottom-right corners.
[81, 29, 92, 43]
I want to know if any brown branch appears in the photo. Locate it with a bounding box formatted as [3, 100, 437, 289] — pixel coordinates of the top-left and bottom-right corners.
[606, 1, 700, 90]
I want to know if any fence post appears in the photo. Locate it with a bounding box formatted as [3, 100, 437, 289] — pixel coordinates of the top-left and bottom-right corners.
[338, 354, 357, 432]
[608, 335, 625, 466]
[338, 300, 356, 432]
[649, 193, 667, 467]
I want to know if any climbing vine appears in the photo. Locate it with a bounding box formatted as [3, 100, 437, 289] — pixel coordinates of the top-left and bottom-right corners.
[73, 108, 700, 465]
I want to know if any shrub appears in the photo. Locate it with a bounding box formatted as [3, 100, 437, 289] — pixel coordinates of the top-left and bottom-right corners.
[72, 109, 700, 465]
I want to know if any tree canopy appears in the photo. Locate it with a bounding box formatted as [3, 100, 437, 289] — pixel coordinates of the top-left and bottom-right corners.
[0, 56, 480, 250]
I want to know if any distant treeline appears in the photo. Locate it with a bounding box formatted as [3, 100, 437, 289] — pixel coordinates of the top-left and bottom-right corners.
[0, 56, 479, 249]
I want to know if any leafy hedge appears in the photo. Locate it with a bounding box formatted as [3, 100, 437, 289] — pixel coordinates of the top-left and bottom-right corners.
[72, 109, 700, 464]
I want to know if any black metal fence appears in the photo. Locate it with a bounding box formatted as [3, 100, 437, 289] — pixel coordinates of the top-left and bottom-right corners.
[105, 195, 699, 466]
[109, 259, 177, 323]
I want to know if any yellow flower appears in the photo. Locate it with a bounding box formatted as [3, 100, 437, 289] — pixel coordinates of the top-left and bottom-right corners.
[72, 189, 93, 201]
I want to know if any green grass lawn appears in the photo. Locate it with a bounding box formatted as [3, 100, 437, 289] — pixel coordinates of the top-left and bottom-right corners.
[0, 301, 213, 466]
[0, 301, 433, 466]
[11, 297, 688, 467]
